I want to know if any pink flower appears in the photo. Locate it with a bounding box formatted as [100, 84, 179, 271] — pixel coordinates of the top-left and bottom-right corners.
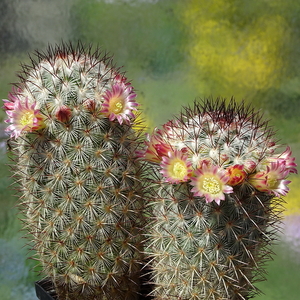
[260, 147, 297, 175]
[276, 147, 297, 174]
[100, 82, 138, 124]
[137, 129, 172, 163]
[226, 164, 247, 186]
[248, 161, 291, 197]
[3, 99, 15, 111]
[160, 150, 193, 184]
[5, 98, 45, 138]
[3, 87, 23, 111]
[190, 164, 233, 205]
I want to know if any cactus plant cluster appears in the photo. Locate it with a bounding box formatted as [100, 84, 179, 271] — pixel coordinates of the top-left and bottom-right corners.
[139, 99, 297, 300]
[3, 43, 297, 300]
[4, 43, 146, 300]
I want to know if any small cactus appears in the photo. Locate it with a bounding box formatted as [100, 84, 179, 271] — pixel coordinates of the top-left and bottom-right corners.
[140, 99, 297, 300]
[4, 43, 146, 300]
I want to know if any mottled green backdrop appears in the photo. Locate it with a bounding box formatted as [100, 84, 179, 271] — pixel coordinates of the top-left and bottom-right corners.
[0, 1, 299, 299]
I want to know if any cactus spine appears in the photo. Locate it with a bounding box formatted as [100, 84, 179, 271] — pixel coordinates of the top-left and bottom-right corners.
[140, 99, 297, 300]
[4, 43, 146, 300]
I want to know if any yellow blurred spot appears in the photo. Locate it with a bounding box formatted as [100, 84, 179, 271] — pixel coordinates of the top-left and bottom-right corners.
[284, 175, 300, 215]
[180, 0, 288, 97]
[132, 107, 153, 133]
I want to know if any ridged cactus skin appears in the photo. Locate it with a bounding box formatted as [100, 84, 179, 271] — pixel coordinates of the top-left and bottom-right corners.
[141, 99, 296, 300]
[4, 43, 146, 300]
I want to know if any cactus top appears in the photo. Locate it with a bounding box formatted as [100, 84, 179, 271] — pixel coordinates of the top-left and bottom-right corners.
[139, 99, 297, 204]
[3, 43, 138, 139]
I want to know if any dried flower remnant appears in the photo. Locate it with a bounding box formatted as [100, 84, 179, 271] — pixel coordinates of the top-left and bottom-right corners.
[55, 105, 72, 123]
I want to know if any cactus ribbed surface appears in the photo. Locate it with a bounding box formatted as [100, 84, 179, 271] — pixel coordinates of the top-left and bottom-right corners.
[141, 99, 296, 300]
[4, 43, 146, 300]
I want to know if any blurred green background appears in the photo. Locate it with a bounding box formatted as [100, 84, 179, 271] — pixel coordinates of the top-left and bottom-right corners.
[0, 0, 299, 299]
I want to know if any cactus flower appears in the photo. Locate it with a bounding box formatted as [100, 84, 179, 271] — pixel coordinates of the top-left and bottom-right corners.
[4, 98, 45, 138]
[276, 146, 298, 174]
[160, 150, 192, 183]
[138, 129, 172, 163]
[3, 87, 22, 110]
[190, 164, 233, 204]
[249, 161, 291, 197]
[101, 82, 138, 124]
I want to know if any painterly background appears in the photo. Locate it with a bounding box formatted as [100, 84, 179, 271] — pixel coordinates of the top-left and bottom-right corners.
[0, 1, 299, 299]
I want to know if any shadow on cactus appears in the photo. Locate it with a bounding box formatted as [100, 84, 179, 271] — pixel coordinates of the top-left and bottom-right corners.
[3, 42, 148, 300]
[139, 99, 297, 300]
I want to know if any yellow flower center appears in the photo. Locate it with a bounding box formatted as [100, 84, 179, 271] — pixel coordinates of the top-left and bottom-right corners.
[172, 161, 188, 180]
[202, 176, 222, 195]
[20, 112, 34, 126]
[232, 169, 242, 178]
[110, 97, 124, 114]
[267, 175, 278, 189]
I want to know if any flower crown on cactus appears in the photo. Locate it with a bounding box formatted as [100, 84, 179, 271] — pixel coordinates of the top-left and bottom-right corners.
[4, 44, 138, 139]
[139, 99, 297, 204]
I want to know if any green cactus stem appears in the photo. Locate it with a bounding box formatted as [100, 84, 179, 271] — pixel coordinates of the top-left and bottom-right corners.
[140, 98, 297, 300]
[4, 42, 147, 300]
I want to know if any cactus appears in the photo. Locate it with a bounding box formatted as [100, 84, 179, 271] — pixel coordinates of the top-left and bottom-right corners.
[140, 99, 297, 300]
[4, 43, 146, 300]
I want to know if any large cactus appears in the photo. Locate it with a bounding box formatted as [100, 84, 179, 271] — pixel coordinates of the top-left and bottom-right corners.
[4, 43, 146, 300]
[140, 99, 297, 300]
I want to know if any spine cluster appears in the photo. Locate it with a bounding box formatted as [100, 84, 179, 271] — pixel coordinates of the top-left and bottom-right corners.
[4, 43, 145, 300]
